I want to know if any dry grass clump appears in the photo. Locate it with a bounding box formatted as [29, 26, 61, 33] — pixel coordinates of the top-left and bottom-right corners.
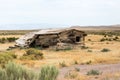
[0, 51, 17, 67]
[0, 30, 35, 35]
[20, 48, 44, 60]
[101, 72, 120, 80]
[64, 70, 79, 79]
[59, 61, 67, 67]
[64, 68, 90, 80]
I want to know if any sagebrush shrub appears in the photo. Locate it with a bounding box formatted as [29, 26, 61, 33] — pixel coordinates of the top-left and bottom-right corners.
[100, 38, 106, 42]
[101, 48, 110, 52]
[0, 38, 6, 43]
[87, 50, 92, 52]
[86, 60, 92, 65]
[87, 69, 101, 75]
[0, 37, 18, 43]
[7, 37, 18, 42]
[0, 52, 17, 67]
[20, 48, 43, 60]
[39, 65, 59, 80]
[81, 46, 89, 49]
[0, 62, 37, 80]
[0, 62, 59, 80]
[74, 60, 78, 64]
[0, 68, 7, 80]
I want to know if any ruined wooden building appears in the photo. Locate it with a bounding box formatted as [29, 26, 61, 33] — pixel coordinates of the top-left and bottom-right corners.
[15, 28, 87, 48]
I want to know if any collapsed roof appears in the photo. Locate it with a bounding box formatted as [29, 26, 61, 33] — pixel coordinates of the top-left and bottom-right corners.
[15, 28, 86, 47]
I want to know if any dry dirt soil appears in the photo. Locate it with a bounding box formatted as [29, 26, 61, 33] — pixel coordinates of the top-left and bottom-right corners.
[57, 63, 120, 80]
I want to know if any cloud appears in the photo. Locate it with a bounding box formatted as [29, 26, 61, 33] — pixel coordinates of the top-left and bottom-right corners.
[0, 0, 120, 26]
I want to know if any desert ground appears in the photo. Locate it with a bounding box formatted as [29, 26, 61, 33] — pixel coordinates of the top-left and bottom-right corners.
[0, 29, 120, 80]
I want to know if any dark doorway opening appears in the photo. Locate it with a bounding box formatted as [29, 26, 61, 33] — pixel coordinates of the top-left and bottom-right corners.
[29, 41, 36, 47]
[76, 36, 80, 42]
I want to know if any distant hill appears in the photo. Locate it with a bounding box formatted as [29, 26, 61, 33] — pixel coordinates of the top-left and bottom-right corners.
[0, 23, 68, 30]
[0, 24, 120, 30]
[71, 25, 120, 30]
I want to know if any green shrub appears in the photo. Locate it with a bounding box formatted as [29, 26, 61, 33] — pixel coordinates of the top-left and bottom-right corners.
[115, 36, 119, 39]
[20, 48, 43, 60]
[34, 46, 43, 50]
[100, 38, 106, 42]
[108, 38, 112, 41]
[0, 62, 59, 80]
[113, 36, 119, 41]
[101, 48, 110, 52]
[87, 50, 92, 52]
[5, 62, 35, 80]
[7, 37, 18, 42]
[0, 37, 18, 43]
[26, 48, 39, 55]
[86, 31, 120, 36]
[0, 52, 17, 67]
[0, 62, 37, 80]
[0, 38, 6, 43]
[104, 35, 107, 37]
[100, 35, 119, 42]
[39, 65, 59, 80]
[74, 60, 78, 64]
[81, 46, 89, 49]
[64, 47, 72, 51]
[86, 60, 92, 65]
[100, 38, 113, 42]
[88, 39, 91, 41]
[0, 68, 7, 80]
[87, 69, 101, 75]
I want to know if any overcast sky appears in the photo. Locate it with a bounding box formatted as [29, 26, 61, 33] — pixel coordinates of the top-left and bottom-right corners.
[0, 0, 120, 27]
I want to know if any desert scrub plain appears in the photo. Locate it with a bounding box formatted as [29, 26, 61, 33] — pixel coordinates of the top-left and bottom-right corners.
[0, 30, 120, 80]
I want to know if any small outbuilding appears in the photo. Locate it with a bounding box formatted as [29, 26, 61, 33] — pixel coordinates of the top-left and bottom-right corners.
[15, 28, 87, 48]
